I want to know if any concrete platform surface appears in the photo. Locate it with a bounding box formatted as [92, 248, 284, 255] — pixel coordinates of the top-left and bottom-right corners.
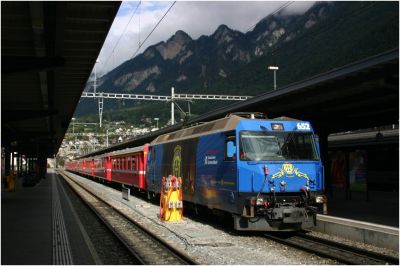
[1, 169, 97, 265]
[326, 191, 399, 227]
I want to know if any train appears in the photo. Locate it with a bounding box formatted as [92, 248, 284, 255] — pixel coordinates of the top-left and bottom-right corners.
[65, 113, 325, 231]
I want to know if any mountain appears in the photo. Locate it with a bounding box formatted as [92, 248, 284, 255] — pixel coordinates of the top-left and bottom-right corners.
[75, 1, 398, 124]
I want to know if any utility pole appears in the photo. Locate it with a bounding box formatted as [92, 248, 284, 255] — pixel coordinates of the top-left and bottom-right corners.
[94, 59, 104, 128]
[98, 94, 103, 128]
[106, 129, 109, 147]
[72, 117, 77, 151]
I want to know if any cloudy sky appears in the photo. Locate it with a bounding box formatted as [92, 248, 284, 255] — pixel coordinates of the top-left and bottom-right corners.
[95, 1, 316, 75]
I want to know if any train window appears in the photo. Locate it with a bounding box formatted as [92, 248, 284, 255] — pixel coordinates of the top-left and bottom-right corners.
[130, 156, 133, 170]
[225, 133, 236, 161]
[239, 131, 319, 161]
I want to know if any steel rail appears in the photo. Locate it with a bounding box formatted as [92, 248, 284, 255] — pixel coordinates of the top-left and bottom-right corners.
[58, 170, 198, 265]
[264, 231, 399, 265]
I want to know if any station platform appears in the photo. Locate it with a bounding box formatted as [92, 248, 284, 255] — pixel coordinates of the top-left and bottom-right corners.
[1, 169, 98, 265]
[2, 169, 398, 264]
[325, 189, 399, 227]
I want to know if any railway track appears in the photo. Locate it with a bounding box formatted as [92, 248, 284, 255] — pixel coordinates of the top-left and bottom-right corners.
[264, 231, 399, 265]
[58, 171, 198, 265]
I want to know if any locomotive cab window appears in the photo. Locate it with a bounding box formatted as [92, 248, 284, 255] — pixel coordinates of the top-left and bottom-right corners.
[239, 130, 319, 161]
[225, 133, 236, 161]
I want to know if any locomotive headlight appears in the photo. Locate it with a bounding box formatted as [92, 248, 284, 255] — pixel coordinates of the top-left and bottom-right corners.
[256, 198, 264, 206]
[280, 180, 286, 186]
[316, 195, 327, 203]
[270, 187, 275, 192]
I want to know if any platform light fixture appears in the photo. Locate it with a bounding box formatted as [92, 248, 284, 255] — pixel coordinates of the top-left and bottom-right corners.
[154, 117, 159, 129]
[268, 65, 279, 90]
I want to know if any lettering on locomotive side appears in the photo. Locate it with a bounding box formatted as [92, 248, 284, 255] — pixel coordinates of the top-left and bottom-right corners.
[204, 155, 218, 165]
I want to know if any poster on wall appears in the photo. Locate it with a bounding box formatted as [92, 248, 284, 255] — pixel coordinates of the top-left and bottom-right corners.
[349, 150, 367, 191]
[329, 150, 347, 188]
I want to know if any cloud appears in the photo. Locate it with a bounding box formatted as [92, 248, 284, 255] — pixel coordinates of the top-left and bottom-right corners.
[95, 1, 315, 75]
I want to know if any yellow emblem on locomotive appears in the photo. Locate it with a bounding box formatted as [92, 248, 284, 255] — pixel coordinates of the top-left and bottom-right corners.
[172, 145, 182, 178]
[283, 163, 294, 174]
[271, 162, 310, 180]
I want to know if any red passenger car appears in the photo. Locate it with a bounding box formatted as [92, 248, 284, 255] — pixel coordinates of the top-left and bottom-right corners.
[77, 159, 84, 174]
[83, 157, 93, 176]
[109, 144, 149, 191]
[93, 155, 112, 182]
[65, 160, 78, 172]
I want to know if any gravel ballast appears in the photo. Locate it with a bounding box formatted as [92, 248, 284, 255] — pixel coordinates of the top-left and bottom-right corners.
[60, 170, 398, 264]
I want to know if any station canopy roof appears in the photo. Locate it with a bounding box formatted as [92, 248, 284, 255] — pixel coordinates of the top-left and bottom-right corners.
[2, 1, 121, 157]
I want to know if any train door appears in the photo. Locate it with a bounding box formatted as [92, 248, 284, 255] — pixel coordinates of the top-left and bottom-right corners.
[106, 156, 111, 181]
[221, 132, 238, 211]
[146, 145, 163, 195]
[141, 144, 149, 190]
[91, 159, 94, 177]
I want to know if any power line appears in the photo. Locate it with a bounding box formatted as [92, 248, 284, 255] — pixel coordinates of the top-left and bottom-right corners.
[245, 1, 294, 33]
[103, 1, 142, 70]
[131, 1, 177, 59]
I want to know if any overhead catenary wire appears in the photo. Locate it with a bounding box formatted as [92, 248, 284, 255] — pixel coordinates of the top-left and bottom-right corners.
[131, 1, 177, 59]
[245, 1, 294, 33]
[103, 1, 142, 70]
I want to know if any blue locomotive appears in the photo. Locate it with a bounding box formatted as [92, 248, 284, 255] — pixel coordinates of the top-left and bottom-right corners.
[146, 113, 325, 231]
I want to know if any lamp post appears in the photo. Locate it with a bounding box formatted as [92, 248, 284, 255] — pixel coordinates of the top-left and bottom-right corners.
[72, 117, 77, 152]
[268, 65, 279, 90]
[72, 117, 75, 135]
[154, 118, 159, 129]
[106, 129, 109, 147]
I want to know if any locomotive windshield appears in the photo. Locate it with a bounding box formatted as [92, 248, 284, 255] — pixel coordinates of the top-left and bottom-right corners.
[239, 130, 319, 161]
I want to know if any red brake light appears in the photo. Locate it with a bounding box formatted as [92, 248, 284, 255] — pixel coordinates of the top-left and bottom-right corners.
[250, 198, 257, 206]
